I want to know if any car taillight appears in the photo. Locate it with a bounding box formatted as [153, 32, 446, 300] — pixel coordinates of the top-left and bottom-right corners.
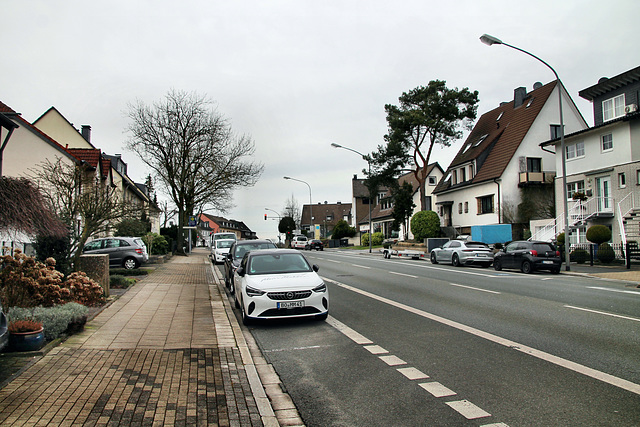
[462, 249, 474, 252]
[135, 248, 143, 254]
[529, 250, 538, 257]
[556, 251, 560, 256]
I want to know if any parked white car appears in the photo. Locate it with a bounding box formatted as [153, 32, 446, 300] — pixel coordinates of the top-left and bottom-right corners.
[233, 249, 328, 324]
[290, 235, 308, 249]
[211, 239, 235, 264]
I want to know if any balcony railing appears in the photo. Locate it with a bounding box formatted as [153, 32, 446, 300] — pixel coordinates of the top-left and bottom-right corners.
[518, 171, 555, 185]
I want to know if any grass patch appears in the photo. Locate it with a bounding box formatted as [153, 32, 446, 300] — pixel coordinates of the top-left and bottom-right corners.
[110, 275, 137, 289]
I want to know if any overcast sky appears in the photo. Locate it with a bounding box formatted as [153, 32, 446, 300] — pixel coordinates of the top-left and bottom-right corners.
[4, 1, 638, 240]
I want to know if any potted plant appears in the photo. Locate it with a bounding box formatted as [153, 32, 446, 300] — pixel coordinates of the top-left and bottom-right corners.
[8, 319, 45, 352]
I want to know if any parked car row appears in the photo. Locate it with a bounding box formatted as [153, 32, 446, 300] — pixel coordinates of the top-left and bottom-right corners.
[429, 239, 561, 274]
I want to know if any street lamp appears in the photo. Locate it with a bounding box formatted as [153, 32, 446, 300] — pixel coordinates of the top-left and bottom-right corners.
[480, 34, 571, 271]
[331, 142, 373, 253]
[265, 208, 282, 243]
[283, 176, 313, 236]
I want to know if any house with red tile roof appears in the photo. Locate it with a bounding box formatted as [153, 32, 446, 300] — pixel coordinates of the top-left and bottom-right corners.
[433, 81, 588, 240]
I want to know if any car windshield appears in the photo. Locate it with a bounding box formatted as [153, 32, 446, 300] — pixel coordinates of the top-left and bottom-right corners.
[247, 253, 311, 275]
[234, 243, 276, 258]
[532, 243, 555, 253]
[216, 240, 234, 249]
[215, 233, 236, 240]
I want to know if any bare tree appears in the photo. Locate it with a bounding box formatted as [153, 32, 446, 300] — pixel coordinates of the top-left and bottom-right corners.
[126, 90, 263, 254]
[31, 158, 140, 266]
[282, 194, 301, 228]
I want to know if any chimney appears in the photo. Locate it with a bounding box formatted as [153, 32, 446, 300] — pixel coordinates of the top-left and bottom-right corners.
[81, 125, 91, 142]
[514, 87, 527, 108]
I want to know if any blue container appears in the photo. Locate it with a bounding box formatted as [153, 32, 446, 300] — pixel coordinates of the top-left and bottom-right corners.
[8, 328, 45, 352]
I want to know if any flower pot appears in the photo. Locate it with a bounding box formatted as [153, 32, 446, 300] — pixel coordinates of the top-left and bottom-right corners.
[8, 327, 45, 352]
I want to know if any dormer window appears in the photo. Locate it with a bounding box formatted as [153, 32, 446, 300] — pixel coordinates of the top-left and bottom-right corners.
[472, 134, 488, 147]
[525, 98, 534, 108]
[603, 94, 625, 121]
[496, 112, 503, 121]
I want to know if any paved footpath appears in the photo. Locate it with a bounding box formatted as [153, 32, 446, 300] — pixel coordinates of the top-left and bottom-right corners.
[0, 249, 302, 426]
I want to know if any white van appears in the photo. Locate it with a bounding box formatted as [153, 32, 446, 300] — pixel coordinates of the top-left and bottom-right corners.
[291, 235, 308, 249]
[212, 232, 237, 244]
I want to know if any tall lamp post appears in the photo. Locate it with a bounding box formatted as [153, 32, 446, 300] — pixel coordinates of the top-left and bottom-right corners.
[283, 176, 313, 236]
[331, 143, 373, 253]
[480, 34, 571, 271]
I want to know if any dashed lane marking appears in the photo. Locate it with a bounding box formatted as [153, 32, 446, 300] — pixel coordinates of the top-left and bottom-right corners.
[397, 367, 429, 380]
[419, 382, 456, 398]
[588, 286, 640, 296]
[449, 283, 501, 294]
[390, 271, 419, 279]
[364, 345, 388, 354]
[446, 400, 491, 420]
[565, 305, 640, 322]
[379, 355, 406, 366]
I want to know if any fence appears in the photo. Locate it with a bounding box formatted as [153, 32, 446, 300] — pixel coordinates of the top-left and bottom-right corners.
[570, 242, 640, 268]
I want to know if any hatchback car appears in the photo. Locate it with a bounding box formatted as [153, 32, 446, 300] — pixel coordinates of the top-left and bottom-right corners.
[430, 240, 493, 267]
[82, 237, 149, 269]
[493, 240, 561, 274]
[305, 239, 324, 251]
[233, 249, 328, 324]
[224, 239, 278, 293]
[211, 239, 235, 264]
[0, 301, 8, 352]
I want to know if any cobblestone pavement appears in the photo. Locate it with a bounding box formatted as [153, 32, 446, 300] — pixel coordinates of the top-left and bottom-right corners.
[0, 249, 300, 426]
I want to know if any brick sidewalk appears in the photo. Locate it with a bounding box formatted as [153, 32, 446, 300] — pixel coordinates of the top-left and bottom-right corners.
[0, 249, 280, 426]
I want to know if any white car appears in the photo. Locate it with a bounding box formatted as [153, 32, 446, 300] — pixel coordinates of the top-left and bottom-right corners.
[211, 238, 235, 264]
[233, 249, 328, 324]
[290, 235, 308, 249]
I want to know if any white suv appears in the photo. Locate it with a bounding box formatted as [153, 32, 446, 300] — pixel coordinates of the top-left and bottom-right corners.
[291, 235, 308, 249]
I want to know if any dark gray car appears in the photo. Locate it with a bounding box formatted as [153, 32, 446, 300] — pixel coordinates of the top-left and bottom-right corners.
[82, 237, 149, 269]
[0, 301, 8, 352]
[223, 239, 277, 294]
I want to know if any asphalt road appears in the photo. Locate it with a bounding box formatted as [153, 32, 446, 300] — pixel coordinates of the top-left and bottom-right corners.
[219, 250, 640, 426]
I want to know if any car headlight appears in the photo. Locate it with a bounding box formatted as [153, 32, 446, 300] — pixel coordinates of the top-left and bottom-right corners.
[246, 286, 266, 297]
[312, 283, 327, 293]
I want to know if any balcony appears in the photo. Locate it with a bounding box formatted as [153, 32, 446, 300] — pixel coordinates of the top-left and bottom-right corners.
[518, 171, 555, 187]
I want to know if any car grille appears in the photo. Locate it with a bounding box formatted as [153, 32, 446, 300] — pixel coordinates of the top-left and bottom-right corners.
[267, 290, 312, 300]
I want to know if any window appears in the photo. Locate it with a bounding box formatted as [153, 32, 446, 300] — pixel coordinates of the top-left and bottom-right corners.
[527, 157, 542, 173]
[458, 203, 463, 214]
[566, 181, 585, 199]
[550, 124, 564, 139]
[477, 195, 494, 214]
[566, 141, 585, 159]
[619, 173, 626, 188]
[468, 165, 474, 179]
[473, 134, 488, 147]
[464, 202, 468, 213]
[601, 133, 613, 151]
[460, 168, 466, 182]
[452, 170, 457, 185]
[637, 170, 640, 185]
[603, 94, 625, 121]
[428, 176, 437, 186]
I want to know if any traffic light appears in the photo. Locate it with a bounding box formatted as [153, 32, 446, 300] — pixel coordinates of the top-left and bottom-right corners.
[264, 213, 267, 220]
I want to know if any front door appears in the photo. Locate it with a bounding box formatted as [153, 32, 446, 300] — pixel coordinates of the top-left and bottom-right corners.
[596, 176, 612, 212]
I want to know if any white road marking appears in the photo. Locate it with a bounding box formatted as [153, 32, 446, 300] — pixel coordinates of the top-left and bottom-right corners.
[397, 367, 429, 380]
[326, 316, 373, 345]
[324, 278, 640, 396]
[395, 261, 503, 278]
[379, 355, 406, 366]
[325, 259, 341, 263]
[481, 423, 510, 427]
[588, 286, 640, 296]
[351, 264, 371, 269]
[449, 283, 501, 294]
[364, 345, 388, 354]
[263, 345, 330, 353]
[565, 305, 640, 322]
[419, 382, 456, 397]
[446, 400, 491, 419]
[390, 271, 418, 279]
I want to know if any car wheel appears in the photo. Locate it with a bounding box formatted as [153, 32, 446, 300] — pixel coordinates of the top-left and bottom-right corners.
[430, 253, 438, 264]
[521, 260, 533, 274]
[494, 259, 502, 271]
[241, 303, 252, 326]
[123, 257, 138, 270]
[452, 254, 461, 267]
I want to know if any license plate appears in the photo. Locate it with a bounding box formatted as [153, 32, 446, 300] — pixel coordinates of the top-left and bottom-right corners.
[542, 260, 553, 264]
[278, 301, 304, 309]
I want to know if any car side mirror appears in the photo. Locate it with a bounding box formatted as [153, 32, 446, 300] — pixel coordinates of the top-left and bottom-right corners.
[312, 264, 319, 272]
[236, 267, 245, 277]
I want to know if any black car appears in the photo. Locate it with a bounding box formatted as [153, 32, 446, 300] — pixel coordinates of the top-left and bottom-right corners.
[305, 239, 324, 251]
[493, 240, 561, 274]
[224, 239, 277, 293]
[0, 301, 8, 352]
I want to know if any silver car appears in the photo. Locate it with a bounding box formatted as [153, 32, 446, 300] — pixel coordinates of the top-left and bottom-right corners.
[82, 237, 149, 269]
[430, 240, 494, 268]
